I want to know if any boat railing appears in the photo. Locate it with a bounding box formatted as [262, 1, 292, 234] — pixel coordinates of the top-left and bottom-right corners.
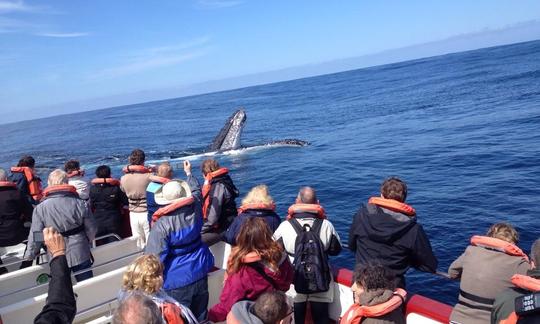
[74, 297, 116, 321]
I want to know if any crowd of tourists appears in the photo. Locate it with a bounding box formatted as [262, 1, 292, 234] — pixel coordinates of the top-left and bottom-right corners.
[0, 149, 539, 324]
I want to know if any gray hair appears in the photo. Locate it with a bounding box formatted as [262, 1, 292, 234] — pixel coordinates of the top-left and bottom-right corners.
[48, 169, 68, 187]
[112, 292, 162, 324]
[0, 168, 7, 181]
[298, 186, 317, 204]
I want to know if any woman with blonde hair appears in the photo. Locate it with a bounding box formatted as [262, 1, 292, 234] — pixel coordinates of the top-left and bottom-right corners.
[224, 184, 281, 245]
[119, 254, 198, 324]
[209, 217, 294, 322]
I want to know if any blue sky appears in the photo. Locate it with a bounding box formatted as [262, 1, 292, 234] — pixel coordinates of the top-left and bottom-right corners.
[1, 0, 540, 121]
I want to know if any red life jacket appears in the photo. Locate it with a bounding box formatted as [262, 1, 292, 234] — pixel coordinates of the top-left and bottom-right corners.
[10, 166, 43, 201]
[340, 288, 407, 324]
[286, 203, 326, 219]
[122, 165, 153, 174]
[149, 175, 172, 184]
[470, 236, 529, 262]
[0, 181, 17, 188]
[67, 170, 85, 178]
[42, 184, 79, 198]
[151, 197, 195, 225]
[237, 202, 276, 214]
[202, 168, 229, 220]
[368, 197, 416, 216]
[91, 178, 121, 186]
[499, 275, 540, 324]
[159, 302, 185, 324]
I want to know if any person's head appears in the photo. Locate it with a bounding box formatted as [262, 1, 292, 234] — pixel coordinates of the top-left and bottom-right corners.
[296, 186, 317, 204]
[64, 159, 80, 173]
[253, 291, 292, 324]
[242, 184, 274, 206]
[157, 162, 173, 179]
[530, 239, 540, 269]
[352, 263, 395, 301]
[95, 165, 112, 178]
[0, 168, 7, 181]
[380, 177, 407, 202]
[122, 255, 164, 295]
[487, 223, 519, 244]
[201, 159, 220, 176]
[48, 169, 68, 187]
[128, 149, 145, 166]
[17, 155, 35, 168]
[228, 217, 283, 274]
[112, 292, 162, 324]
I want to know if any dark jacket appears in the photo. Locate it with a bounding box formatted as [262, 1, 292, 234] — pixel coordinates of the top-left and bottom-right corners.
[90, 181, 128, 237]
[202, 174, 239, 234]
[224, 209, 281, 245]
[0, 184, 33, 246]
[145, 175, 214, 290]
[348, 203, 438, 288]
[491, 269, 540, 324]
[34, 255, 76, 324]
[9, 171, 39, 205]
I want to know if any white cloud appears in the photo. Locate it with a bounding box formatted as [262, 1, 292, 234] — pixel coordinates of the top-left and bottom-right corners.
[89, 37, 211, 80]
[35, 32, 90, 38]
[196, 0, 243, 9]
[0, 0, 36, 14]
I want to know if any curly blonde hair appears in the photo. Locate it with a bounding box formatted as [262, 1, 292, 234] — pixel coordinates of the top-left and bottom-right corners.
[487, 223, 519, 244]
[122, 255, 164, 295]
[241, 184, 274, 206]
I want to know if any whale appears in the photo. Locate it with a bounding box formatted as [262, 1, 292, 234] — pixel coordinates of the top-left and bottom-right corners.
[208, 108, 308, 152]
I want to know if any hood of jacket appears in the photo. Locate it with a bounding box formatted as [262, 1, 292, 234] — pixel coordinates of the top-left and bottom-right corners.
[229, 301, 264, 324]
[358, 288, 395, 306]
[360, 203, 417, 243]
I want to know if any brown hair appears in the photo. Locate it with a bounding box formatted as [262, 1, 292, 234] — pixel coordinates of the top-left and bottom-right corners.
[201, 159, 220, 176]
[128, 149, 145, 166]
[17, 155, 35, 168]
[531, 239, 540, 268]
[227, 217, 283, 274]
[64, 159, 80, 172]
[353, 262, 395, 291]
[253, 291, 290, 324]
[487, 223, 519, 244]
[122, 255, 163, 295]
[380, 177, 407, 202]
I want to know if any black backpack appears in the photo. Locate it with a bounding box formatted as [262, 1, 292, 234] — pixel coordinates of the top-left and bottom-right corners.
[289, 218, 331, 294]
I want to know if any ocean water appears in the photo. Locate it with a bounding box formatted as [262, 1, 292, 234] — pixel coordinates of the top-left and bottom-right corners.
[1, 40, 540, 305]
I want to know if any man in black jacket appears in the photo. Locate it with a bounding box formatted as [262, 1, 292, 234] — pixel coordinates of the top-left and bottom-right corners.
[34, 227, 76, 324]
[348, 177, 438, 288]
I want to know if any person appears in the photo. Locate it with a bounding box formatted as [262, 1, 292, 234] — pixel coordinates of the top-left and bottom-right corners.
[146, 162, 174, 226]
[10, 155, 43, 205]
[34, 227, 76, 324]
[341, 263, 406, 324]
[448, 223, 530, 324]
[90, 165, 129, 244]
[200, 159, 239, 245]
[145, 160, 214, 322]
[64, 159, 90, 200]
[491, 238, 540, 324]
[209, 217, 294, 322]
[348, 177, 438, 288]
[226, 291, 293, 324]
[113, 292, 162, 324]
[119, 254, 198, 324]
[224, 184, 281, 245]
[120, 149, 152, 249]
[0, 168, 34, 273]
[272, 186, 342, 324]
[24, 169, 97, 282]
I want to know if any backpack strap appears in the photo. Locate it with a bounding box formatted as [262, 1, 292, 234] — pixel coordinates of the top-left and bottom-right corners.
[311, 218, 324, 236]
[247, 262, 277, 289]
[288, 218, 304, 235]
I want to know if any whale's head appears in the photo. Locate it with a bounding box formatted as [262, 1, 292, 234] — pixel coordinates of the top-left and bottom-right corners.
[209, 108, 247, 151]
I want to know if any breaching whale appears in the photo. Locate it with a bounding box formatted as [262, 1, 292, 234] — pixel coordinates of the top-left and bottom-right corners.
[208, 108, 308, 152]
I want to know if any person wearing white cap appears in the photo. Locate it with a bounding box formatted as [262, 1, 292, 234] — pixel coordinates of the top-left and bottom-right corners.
[145, 161, 214, 322]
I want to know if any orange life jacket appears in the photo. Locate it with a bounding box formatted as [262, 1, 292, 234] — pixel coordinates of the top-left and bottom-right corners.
[159, 302, 185, 324]
[237, 202, 276, 214]
[122, 165, 153, 174]
[91, 178, 121, 186]
[152, 197, 195, 225]
[499, 275, 540, 324]
[470, 236, 529, 262]
[67, 170, 85, 178]
[149, 175, 171, 184]
[10, 166, 43, 201]
[340, 288, 407, 324]
[368, 197, 416, 216]
[286, 203, 326, 219]
[42, 184, 79, 198]
[0, 181, 16, 188]
[202, 168, 229, 219]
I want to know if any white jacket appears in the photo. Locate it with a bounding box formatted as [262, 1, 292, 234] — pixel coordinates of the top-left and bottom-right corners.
[68, 176, 90, 200]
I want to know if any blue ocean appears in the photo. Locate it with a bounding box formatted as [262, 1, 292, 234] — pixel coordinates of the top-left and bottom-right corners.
[1, 40, 540, 305]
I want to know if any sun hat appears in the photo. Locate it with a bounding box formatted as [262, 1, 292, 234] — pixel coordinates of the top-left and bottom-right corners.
[154, 180, 192, 205]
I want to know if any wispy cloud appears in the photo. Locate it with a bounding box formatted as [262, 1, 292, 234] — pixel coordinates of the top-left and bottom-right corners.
[196, 0, 243, 9]
[0, 0, 38, 14]
[89, 37, 211, 80]
[35, 32, 90, 38]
